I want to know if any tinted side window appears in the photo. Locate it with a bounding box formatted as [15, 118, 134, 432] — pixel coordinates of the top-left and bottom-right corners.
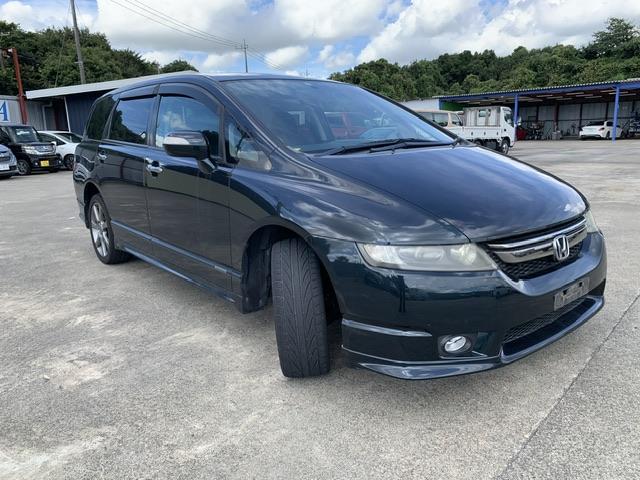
[86, 96, 115, 140]
[155, 96, 220, 156]
[108, 97, 153, 145]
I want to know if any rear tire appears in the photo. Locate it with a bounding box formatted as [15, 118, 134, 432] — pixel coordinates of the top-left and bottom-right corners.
[88, 194, 131, 265]
[64, 154, 75, 170]
[271, 238, 330, 378]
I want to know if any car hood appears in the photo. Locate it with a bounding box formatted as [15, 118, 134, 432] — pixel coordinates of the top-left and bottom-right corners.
[312, 145, 586, 241]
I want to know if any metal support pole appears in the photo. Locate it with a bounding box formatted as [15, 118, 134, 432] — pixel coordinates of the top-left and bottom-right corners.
[70, 0, 86, 84]
[513, 94, 519, 141]
[612, 85, 620, 143]
[237, 39, 248, 73]
[9, 48, 27, 123]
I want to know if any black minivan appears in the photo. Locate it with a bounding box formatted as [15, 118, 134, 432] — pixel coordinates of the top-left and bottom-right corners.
[74, 73, 606, 380]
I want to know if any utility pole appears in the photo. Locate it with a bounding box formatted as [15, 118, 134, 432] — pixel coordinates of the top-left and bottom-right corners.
[70, 0, 86, 84]
[7, 48, 28, 123]
[237, 39, 248, 73]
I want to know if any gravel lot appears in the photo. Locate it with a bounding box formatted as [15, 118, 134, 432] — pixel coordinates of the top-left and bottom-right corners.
[1, 140, 639, 479]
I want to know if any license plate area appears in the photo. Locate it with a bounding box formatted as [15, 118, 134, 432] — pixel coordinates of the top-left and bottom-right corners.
[0, 163, 8, 171]
[554, 278, 589, 310]
[41, 160, 50, 167]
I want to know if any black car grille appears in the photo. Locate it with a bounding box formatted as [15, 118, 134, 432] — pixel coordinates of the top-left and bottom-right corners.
[487, 243, 582, 280]
[503, 297, 586, 344]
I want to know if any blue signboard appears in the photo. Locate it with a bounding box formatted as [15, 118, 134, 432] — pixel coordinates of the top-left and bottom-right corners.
[0, 100, 10, 122]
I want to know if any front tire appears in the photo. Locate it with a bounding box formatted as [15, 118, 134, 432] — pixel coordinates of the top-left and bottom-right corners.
[500, 138, 510, 154]
[17, 159, 31, 176]
[271, 238, 330, 378]
[88, 194, 130, 265]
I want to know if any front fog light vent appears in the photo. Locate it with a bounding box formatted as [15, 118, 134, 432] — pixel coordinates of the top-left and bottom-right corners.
[443, 335, 471, 354]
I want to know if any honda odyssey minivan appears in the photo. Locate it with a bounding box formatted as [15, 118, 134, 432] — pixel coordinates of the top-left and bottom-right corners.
[74, 73, 606, 380]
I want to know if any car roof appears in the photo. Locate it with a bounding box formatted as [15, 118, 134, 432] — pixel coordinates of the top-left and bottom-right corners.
[107, 72, 335, 97]
[0, 123, 32, 128]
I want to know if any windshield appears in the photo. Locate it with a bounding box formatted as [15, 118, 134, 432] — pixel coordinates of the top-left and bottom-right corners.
[9, 126, 40, 143]
[222, 79, 454, 154]
[56, 132, 82, 143]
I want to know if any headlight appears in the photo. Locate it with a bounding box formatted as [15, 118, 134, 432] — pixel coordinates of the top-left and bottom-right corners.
[357, 243, 496, 271]
[22, 146, 38, 155]
[584, 210, 599, 233]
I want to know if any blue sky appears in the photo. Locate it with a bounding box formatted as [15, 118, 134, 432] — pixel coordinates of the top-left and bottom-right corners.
[1, 0, 638, 77]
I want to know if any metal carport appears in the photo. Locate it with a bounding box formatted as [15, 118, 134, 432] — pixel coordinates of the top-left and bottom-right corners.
[436, 78, 640, 143]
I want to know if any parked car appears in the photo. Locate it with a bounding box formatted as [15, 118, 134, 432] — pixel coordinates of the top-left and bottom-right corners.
[0, 143, 18, 179]
[39, 130, 81, 170]
[74, 73, 606, 380]
[579, 120, 621, 140]
[0, 123, 61, 175]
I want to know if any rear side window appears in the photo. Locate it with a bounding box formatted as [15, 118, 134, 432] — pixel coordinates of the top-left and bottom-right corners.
[452, 114, 463, 126]
[86, 96, 115, 140]
[108, 97, 154, 145]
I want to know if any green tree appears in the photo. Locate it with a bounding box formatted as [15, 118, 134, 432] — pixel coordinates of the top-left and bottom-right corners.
[160, 59, 198, 73]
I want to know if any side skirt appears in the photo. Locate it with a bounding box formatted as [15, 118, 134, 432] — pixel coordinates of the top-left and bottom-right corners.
[122, 245, 242, 306]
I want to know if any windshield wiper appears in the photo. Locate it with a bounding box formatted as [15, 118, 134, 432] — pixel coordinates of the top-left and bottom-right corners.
[369, 138, 451, 153]
[321, 138, 450, 155]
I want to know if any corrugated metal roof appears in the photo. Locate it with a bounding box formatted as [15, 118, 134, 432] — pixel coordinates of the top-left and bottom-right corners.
[25, 72, 313, 100]
[25, 72, 202, 99]
[435, 78, 640, 99]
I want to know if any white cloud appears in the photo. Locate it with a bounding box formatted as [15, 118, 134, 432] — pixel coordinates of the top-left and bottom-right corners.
[359, 0, 640, 64]
[0, 0, 94, 31]
[265, 45, 309, 68]
[202, 51, 242, 71]
[273, 0, 386, 40]
[318, 45, 355, 69]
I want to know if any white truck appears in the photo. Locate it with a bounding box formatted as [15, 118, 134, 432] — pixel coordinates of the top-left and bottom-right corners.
[405, 104, 516, 154]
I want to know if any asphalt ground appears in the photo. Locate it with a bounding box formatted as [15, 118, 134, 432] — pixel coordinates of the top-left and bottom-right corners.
[1, 139, 638, 479]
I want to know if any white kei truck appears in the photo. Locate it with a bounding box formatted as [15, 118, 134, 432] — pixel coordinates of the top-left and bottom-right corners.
[405, 103, 516, 154]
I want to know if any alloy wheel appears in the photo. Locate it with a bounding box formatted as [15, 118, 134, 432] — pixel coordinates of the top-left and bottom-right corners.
[17, 160, 29, 175]
[90, 202, 110, 257]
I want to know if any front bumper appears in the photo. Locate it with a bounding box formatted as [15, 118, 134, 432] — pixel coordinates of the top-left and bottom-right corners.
[313, 232, 606, 380]
[0, 164, 17, 177]
[579, 132, 605, 139]
[27, 155, 61, 170]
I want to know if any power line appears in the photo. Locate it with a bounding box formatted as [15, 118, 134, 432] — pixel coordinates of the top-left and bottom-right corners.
[105, 0, 287, 71]
[125, 0, 287, 70]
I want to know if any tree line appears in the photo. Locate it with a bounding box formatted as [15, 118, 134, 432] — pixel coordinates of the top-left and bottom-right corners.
[1, 17, 638, 99]
[0, 21, 197, 95]
[329, 18, 640, 100]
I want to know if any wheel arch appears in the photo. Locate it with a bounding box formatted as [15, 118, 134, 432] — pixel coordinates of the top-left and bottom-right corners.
[239, 219, 341, 321]
[82, 181, 101, 228]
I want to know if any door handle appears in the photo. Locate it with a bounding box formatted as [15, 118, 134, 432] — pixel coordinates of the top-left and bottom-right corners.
[145, 157, 164, 174]
[97, 150, 107, 162]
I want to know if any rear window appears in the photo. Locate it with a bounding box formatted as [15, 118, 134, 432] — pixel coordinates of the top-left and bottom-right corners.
[86, 96, 115, 140]
[108, 97, 154, 145]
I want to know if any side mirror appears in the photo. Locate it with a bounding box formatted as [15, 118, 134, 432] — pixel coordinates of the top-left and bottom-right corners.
[163, 131, 209, 160]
